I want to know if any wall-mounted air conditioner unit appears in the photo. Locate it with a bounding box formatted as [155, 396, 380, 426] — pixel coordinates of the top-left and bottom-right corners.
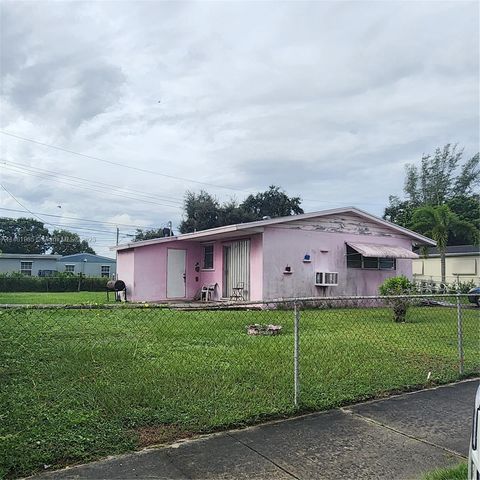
[315, 272, 338, 286]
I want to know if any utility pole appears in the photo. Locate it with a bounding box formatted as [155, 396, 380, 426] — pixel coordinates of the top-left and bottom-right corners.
[116, 227, 119, 246]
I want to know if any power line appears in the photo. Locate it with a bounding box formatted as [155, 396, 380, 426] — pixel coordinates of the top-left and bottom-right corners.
[0, 183, 50, 225]
[3, 164, 182, 210]
[0, 130, 250, 193]
[0, 186, 152, 253]
[1, 213, 133, 236]
[2, 164, 184, 210]
[2, 158, 184, 205]
[0, 130, 390, 209]
[0, 185, 134, 237]
[0, 206, 163, 230]
[5, 159, 350, 210]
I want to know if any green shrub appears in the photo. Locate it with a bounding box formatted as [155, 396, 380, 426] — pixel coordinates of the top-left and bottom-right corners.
[454, 279, 477, 293]
[379, 276, 415, 323]
[0, 273, 108, 292]
[413, 279, 477, 294]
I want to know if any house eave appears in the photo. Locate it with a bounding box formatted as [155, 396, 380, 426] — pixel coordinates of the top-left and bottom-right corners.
[420, 252, 480, 259]
[112, 226, 265, 251]
[111, 206, 436, 252]
[0, 254, 63, 260]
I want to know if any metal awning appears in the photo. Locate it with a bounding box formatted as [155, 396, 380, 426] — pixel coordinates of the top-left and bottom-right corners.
[346, 242, 419, 259]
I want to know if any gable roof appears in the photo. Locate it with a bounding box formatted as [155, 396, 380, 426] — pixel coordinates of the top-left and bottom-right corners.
[0, 253, 62, 260]
[59, 253, 116, 263]
[113, 207, 436, 251]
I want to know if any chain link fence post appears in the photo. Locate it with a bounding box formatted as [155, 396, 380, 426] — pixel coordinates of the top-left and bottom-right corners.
[293, 301, 300, 408]
[456, 293, 464, 376]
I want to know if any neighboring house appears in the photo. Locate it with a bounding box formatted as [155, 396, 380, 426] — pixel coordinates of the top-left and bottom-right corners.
[57, 253, 117, 278]
[0, 254, 61, 276]
[413, 245, 480, 285]
[113, 207, 435, 302]
[0, 252, 116, 277]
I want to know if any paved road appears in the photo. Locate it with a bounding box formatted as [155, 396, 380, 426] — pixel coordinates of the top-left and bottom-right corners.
[31, 379, 478, 480]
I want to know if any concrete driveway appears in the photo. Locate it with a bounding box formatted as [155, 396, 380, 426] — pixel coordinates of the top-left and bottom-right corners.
[31, 379, 478, 480]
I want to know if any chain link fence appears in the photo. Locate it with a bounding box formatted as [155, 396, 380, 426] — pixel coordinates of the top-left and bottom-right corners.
[1, 294, 479, 477]
[292, 295, 478, 410]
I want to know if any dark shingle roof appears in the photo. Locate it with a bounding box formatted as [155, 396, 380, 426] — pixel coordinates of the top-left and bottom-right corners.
[420, 245, 479, 256]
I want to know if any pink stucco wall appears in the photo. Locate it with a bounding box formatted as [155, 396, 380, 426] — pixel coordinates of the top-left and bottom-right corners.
[262, 227, 414, 299]
[117, 227, 414, 302]
[196, 240, 223, 300]
[249, 234, 263, 301]
[116, 249, 134, 296]
[133, 243, 167, 301]
[192, 234, 263, 301]
[131, 241, 203, 302]
[116, 234, 263, 302]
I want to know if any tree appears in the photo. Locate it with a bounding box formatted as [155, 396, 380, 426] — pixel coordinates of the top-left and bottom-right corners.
[403, 144, 468, 206]
[217, 199, 256, 227]
[134, 227, 172, 241]
[179, 186, 304, 234]
[446, 194, 480, 245]
[383, 196, 416, 226]
[240, 185, 304, 219]
[50, 229, 96, 255]
[0, 217, 50, 253]
[453, 153, 480, 196]
[384, 145, 480, 246]
[411, 205, 479, 283]
[179, 190, 221, 233]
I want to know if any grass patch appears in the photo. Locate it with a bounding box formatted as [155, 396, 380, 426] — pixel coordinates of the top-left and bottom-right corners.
[421, 462, 467, 480]
[0, 305, 478, 478]
[0, 291, 114, 304]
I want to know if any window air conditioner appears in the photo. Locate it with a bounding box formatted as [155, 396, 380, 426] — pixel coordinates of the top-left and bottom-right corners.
[315, 272, 338, 286]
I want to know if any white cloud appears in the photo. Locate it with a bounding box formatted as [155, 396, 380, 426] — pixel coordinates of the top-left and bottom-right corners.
[0, 0, 478, 256]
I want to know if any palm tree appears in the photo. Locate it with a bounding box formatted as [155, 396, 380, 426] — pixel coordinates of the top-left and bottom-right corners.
[411, 205, 479, 283]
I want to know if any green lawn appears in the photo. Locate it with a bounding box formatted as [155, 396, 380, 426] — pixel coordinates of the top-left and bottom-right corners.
[421, 462, 467, 480]
[0, 291, 114, 304]
[0, 304, 478, 478]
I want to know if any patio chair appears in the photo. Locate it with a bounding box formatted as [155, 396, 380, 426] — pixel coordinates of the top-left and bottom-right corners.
[230, 282, 245, 301]
[200, 283, 217, 302]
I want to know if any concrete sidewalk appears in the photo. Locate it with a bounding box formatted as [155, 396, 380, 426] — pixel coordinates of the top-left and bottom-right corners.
[32, 379, 478, 480]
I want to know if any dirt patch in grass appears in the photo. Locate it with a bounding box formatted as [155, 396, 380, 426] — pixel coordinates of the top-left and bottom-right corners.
[133, 424, 192, 448]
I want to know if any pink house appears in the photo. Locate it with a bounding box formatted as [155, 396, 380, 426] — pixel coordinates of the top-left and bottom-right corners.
[113, 207, 435, 302]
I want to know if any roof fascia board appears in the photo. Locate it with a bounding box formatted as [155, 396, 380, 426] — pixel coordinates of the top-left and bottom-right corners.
[112, 207, 436, 251]
[422, 252, 480, 258]
[0, 254, 62, 259]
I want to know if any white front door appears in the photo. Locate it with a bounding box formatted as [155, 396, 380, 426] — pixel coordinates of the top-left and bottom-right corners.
[167, 249, 186, 298]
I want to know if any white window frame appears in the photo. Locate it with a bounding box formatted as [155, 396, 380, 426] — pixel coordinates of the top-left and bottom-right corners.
[20, 261, 33, 276]
[202, 244, 215, 270]
[101, 265, 111, 277]
[65, 264, 75, 273]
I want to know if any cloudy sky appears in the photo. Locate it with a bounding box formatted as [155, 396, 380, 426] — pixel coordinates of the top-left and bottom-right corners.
[0, 0, 478, 257]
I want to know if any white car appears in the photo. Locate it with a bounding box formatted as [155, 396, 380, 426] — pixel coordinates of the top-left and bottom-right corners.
[469, 384, 480, 479]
